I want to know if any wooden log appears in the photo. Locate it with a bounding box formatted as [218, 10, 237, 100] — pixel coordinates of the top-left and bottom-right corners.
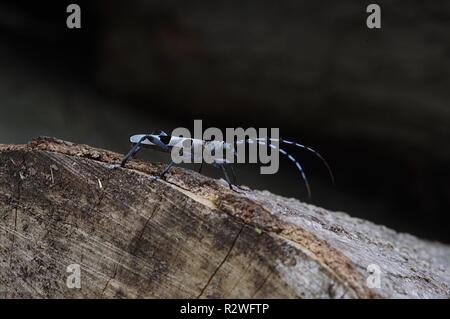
[0, 137, 448, 298]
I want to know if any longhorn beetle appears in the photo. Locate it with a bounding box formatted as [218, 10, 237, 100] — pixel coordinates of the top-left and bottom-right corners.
[110, 131, 334, 197]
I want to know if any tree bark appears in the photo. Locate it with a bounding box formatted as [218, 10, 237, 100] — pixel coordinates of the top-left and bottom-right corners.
[0, 137, 448, 298]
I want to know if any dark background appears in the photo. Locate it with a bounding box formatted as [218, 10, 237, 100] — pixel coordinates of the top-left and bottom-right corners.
[0, 0, 449, 243]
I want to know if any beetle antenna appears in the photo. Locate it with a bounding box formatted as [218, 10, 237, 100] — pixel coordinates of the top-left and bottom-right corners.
[254, 138, 334, 185]
[257, 141, 311, 198]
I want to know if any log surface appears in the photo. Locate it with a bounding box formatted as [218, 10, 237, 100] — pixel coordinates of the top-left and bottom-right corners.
[0, 137, 449, 298]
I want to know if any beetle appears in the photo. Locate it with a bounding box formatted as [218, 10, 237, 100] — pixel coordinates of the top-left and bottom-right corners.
[110, 130, 334, 197]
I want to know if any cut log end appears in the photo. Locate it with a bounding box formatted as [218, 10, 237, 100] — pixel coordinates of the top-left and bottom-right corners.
[0, 137, 449, 298]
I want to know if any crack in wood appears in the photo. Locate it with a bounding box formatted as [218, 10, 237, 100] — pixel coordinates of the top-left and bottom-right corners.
[101, 256, 122, 297]
[9, 152, 28, 266]
[132, 204, 160, 256]
[196, 225, 244, 298]
[250, 271, 272, 298]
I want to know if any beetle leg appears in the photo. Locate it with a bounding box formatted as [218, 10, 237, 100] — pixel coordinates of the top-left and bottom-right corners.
[229, 164, 237, 184]
[109, 135, 149, 170]
[220, 165, 233, 190]
[159, 161, 174, 178]
[115, 134, 171, 170]
[120, 142, 142, 167]
[211, 161, 233, 190]
[149, 161, 175, 181]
